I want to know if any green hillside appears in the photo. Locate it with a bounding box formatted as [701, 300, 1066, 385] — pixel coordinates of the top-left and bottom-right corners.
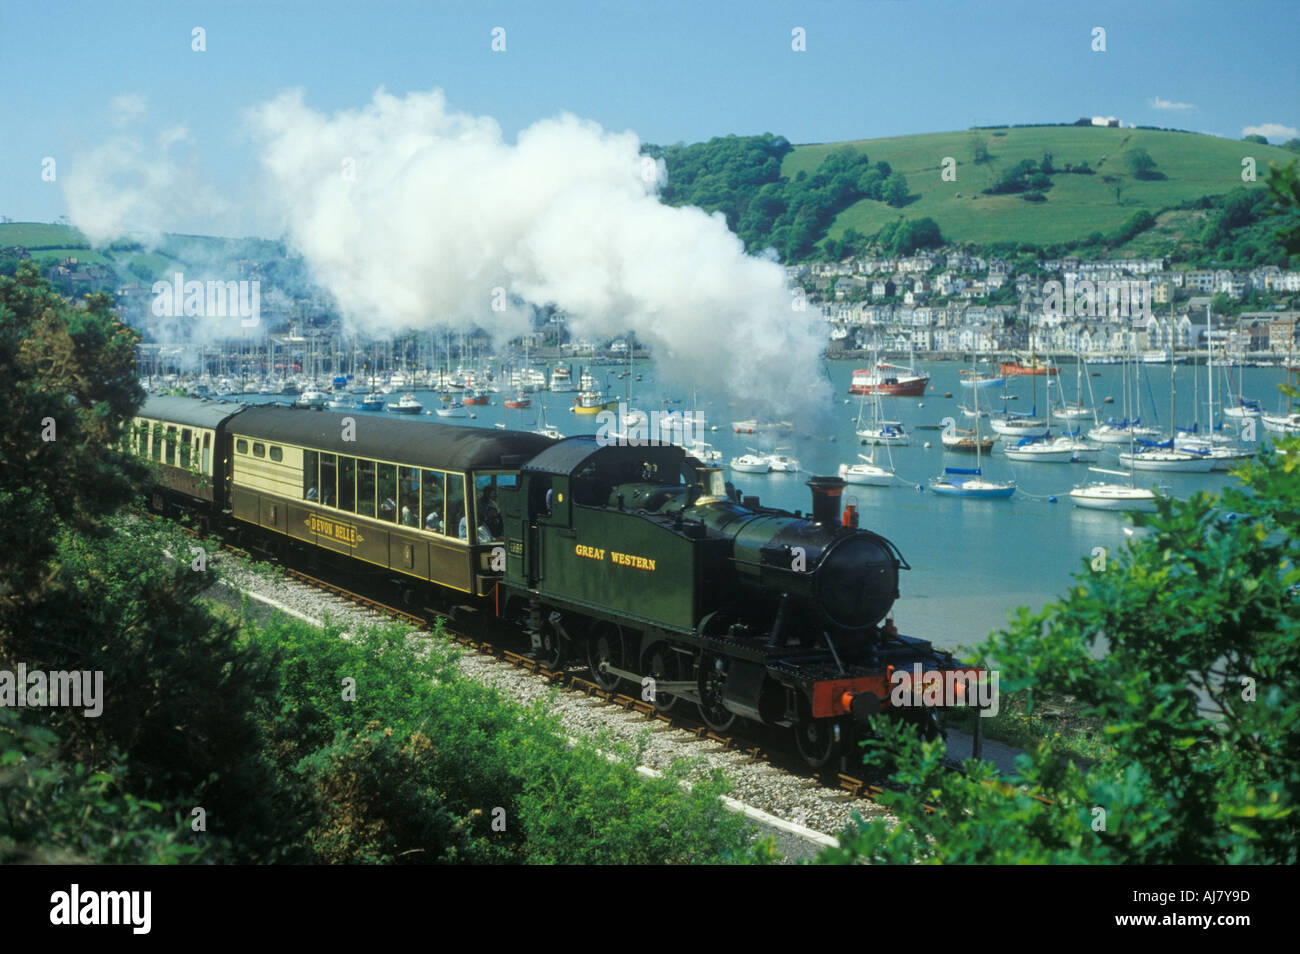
[787, 126, 1295, 249]
[0, 223, 287, 280]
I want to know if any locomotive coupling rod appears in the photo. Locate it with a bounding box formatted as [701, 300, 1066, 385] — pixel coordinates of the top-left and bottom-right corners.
[596, 661, 694, 694]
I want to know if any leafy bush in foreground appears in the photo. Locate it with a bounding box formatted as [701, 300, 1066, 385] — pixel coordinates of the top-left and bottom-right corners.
[821, 435, 1300, 864]
[247, 615, 769, 864]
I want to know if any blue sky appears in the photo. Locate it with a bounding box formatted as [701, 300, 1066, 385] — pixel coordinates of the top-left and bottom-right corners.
[2, 0, 1297, 234]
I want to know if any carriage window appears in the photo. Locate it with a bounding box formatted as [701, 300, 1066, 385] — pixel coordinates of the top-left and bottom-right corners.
[377, 463, 397, 523]
[338, 457, 356, 513]
[303, 450, 319, 501]
[164, 427, 177, 465]
[446, 474, 467, 541]
[202, 433, 211, 473]
[236, 439, 248, 455]
[270, 446, 283, 462]
[356, 460, 376, 517]
[398, 467, 420, 527]
[421, 470, 445, 534]
[180, 429, 193, 467]
[253, 442, 266, 458]
[319, 454, 337, 508]
[151, 424, 164, 461]
[474, 474, 507, 543]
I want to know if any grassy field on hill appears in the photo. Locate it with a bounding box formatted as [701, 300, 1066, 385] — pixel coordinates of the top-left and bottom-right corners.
[0, 223, 285, 277]
[786, 126, 1296, 249]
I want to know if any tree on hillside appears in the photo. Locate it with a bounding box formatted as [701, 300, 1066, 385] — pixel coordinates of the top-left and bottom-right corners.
[1284, 139, 1300, 154]
[883, 172, 910, 207]
[1127, 148, 1162, 180]
[1243, 134, 1269, 145]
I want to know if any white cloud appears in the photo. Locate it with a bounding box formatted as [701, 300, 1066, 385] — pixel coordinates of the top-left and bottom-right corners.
[62, 122, 229, 248]
[1241, 123, 1299, 143]
[1149, 97, 1196, 111]
[108, 93, 147, 125]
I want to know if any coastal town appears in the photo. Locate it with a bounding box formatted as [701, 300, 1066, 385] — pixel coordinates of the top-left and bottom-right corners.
[801, 252, 1300, 360]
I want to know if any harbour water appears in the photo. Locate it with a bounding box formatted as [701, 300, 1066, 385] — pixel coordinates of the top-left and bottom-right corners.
[220, 357, 1294, 655]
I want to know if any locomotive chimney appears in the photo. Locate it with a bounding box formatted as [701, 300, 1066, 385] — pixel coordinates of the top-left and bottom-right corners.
[806, 475, 847, 525]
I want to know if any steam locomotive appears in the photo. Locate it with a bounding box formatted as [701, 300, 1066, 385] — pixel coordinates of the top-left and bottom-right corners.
[130, 395, 979, 768]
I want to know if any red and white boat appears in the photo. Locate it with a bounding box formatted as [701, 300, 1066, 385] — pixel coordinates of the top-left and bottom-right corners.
[848, 362, 929, 396]
[504, 391, 531, 409]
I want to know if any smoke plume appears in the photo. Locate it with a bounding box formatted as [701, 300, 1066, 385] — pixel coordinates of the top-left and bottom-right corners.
[247, 87, 830, 417]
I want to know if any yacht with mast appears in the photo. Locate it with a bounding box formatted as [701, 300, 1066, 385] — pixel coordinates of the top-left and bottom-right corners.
[929, 385, 1016, 498]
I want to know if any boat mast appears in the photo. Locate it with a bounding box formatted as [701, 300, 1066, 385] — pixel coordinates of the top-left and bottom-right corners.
[1207, 303, 1214, 431]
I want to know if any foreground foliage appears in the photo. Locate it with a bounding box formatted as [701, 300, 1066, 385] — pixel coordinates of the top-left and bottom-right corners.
[249, 611, 767, 864]
[822, 434, 1299, 864]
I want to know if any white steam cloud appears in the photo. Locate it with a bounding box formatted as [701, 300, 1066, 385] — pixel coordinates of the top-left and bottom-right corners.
[63, 118, 229, 248]
[247, 87, 830, 417]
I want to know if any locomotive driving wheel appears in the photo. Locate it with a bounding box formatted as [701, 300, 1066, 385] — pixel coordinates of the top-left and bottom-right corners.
[645, 643, 680, 714]
[697, 653, 737, 733]
[794, 697, 843, 770]
[537, 618, 564, 669]
[587, 624, 623, 692]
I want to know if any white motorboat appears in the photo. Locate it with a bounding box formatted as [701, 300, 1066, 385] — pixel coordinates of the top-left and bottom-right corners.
[1088, 420, 1162, 444]
[729, 454, 772, 474]
[387, 393, 424, 414]
[856, 421, 910, 445]
[839, 453, 893, 486]
[549, 367, 575, 392]
[295, 389, 328, 408]
[1051, 434, 1103, 462]
[1070, 484, 1159, 511]
[1223, 399, 1262, 420]
[1262, 412, 1300, 435]
[684, 441, 722, 463]
[1117, 448, 1216, 472]
[1071, 466, 1160, 511]
[434, 401, 468, 418]
[988, 415, 1050, 438]
[767, 454, 801, 473]
[1002, 436, 1076, 463]
[1052, 404, 1092, 421]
